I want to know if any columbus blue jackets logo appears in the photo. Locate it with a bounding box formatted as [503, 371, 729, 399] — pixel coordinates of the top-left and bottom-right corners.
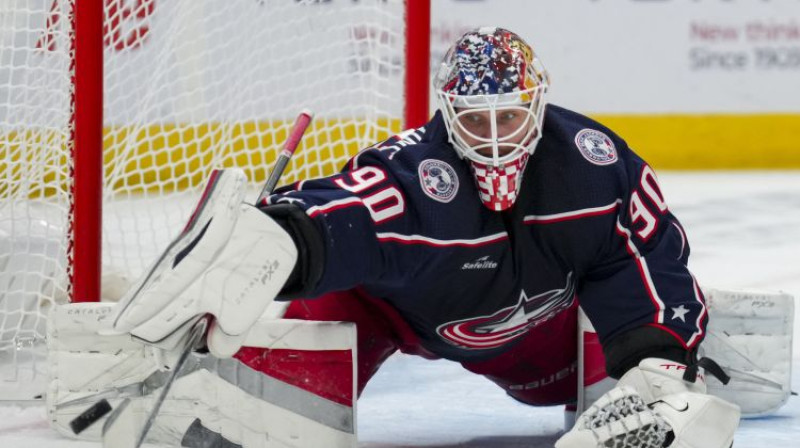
[575, 129, 617, 166]
[419, 159, 459, 203]
[437, 273, 576, 350]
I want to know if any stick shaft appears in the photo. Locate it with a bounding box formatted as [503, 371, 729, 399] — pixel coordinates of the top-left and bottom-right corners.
[257, 110, 314, 204]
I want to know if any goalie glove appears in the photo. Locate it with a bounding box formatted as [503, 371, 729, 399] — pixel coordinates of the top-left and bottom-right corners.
[556, 358, 740, 448]
[107, 168, 298, 358]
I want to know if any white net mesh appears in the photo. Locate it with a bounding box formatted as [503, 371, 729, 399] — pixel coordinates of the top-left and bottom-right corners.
[101, 0, 405, 279]
[1, 0, 408, 400]
[1, 0, 73, 400]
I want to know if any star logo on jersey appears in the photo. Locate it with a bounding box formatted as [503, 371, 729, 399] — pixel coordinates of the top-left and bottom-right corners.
[418, 159, 459, 203]
[436, 272, 576, 350]
[671, 305, 690, 323]
[575, 129, 617, 166]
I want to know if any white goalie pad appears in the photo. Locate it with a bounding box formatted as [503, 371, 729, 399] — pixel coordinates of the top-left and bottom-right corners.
[701, 288, 794, 417]
[47, 302, 358, 447]
[577, 288, 795, 419]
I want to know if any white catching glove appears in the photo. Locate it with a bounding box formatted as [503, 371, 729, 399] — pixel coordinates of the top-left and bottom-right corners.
[557, 358, 740, 448]
[106, 169, 298, 358]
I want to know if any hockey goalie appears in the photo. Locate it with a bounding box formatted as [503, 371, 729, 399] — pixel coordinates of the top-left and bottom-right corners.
[47, 27, 794, 448]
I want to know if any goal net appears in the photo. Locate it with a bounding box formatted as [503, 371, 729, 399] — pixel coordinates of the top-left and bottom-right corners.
[0, 0, 428, 400]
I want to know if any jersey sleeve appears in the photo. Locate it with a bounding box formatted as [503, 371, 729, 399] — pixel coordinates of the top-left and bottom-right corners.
[577, 146, 708, 373]
[264, 145, 421, 297]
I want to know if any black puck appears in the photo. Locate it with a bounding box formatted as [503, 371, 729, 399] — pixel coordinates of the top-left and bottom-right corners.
[69, 399, 113, 435]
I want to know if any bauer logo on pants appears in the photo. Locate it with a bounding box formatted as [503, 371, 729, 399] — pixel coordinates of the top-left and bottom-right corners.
[575, 129, 617, 166]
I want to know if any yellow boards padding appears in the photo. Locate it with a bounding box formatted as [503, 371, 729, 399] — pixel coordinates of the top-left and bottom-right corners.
[1, 118, 403, 198]
[101, 117, 402, 194]
[590, 114, 800, 170]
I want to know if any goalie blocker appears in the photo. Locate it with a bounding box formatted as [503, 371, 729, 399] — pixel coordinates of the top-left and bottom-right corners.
[576, 288, 795, 419]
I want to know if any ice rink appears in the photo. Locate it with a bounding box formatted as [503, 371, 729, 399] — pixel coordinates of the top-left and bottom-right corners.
[1, 171, 799, 447]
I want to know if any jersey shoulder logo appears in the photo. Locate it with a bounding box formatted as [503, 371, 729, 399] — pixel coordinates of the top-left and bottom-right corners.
[574, 128, 617, 166]
[418, 159, 459, 203]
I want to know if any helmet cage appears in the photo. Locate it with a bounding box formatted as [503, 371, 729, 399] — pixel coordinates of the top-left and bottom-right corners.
[437, 86, 548, 167]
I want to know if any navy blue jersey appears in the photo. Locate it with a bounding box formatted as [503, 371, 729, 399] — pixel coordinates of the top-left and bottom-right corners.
[266, 105, 707, 363]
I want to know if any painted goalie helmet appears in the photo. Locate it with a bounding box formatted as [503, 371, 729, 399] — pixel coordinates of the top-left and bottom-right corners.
[434, 27, 550, 211]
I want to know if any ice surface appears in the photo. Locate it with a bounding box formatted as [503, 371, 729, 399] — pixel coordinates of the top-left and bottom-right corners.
[1, 171, 799, 447]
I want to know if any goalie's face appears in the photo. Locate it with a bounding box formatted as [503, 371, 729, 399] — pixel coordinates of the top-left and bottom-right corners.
[453, 106, 535, 161]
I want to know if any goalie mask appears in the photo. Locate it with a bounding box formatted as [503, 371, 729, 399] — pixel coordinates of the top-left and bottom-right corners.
[434, 27, 550, 211]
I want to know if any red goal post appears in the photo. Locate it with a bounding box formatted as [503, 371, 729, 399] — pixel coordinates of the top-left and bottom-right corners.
[0, 0, 430, 400]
